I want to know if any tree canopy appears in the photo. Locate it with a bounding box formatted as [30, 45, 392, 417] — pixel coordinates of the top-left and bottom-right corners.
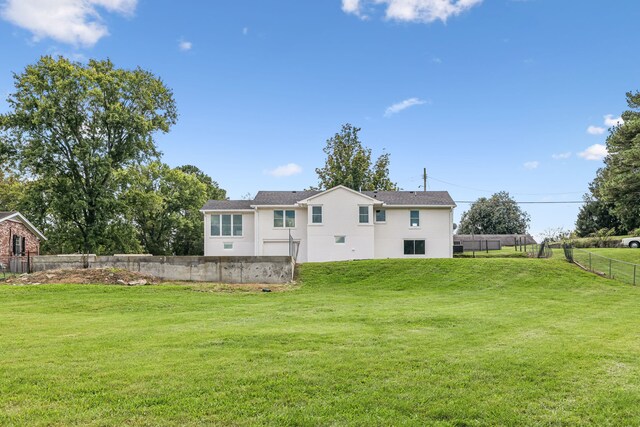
[574, 187, 623, 237]
[457, 191, 530, 234]
[589, 91, 640, 231]
[0, 56, 178, 253]
[315, 124, 397, 191]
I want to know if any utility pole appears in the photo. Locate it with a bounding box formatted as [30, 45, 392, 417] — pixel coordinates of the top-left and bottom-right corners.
[422, 168, 427, 192]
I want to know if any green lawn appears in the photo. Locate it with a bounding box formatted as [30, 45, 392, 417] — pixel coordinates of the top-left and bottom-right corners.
[581, 247, 640, 265]
[3, 258, 640, 425]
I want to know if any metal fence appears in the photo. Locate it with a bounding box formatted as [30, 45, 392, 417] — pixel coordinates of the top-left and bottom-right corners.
[563, 245, 639, 285]
[526, 241, 553, 258]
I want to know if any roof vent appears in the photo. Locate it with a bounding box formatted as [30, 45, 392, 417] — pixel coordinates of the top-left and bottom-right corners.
[292, 191, 297, 193]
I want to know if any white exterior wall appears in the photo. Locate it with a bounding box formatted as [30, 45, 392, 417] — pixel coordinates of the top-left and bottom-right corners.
[374, 208, 453, 259]
[202, 187, 454, 261]
[304, 188, 377, 262]
[256, 207, 308, 262]
[203, 211, 256, 256]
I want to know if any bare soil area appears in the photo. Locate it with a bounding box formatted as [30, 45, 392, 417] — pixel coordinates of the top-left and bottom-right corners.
[2, 268, 160, 286]
[1, 268, 295, 292]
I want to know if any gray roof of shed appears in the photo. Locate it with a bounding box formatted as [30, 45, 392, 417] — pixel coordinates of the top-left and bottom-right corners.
[0, 211, 17, 221]
[202, 188, 455, 210]
[453, 234, 537, 245]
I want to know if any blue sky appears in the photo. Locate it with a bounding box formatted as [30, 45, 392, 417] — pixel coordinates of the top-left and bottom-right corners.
[0, 0, 637, 238]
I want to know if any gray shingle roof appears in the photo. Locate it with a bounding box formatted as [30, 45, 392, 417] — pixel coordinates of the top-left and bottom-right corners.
[0, 211, 17, 221]
[253, 190, 320, 205]
[362, 191, 455, 206]
[201, 200, 253, 210]
[202, 188, 455, 210]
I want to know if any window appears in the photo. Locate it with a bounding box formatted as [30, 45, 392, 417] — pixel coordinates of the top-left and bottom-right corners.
[335, 235, 346, 244]
[359, 206, 369, 224]
[410, 210, 420, 227]
[274, 210, 296, 228]
[211, 214, 242, 236]
[375, 209, 386, 222]
[312, 206, 323, 224]
[12, 235, 25, 256]
[404, 240, 425, 255]
[223, 242, 233, 250]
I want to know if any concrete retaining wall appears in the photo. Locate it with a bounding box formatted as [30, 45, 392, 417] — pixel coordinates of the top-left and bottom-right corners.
[32, 255, 294, 284]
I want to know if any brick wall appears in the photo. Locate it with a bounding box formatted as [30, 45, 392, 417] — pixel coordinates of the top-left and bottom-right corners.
[0, 220, 41, 267]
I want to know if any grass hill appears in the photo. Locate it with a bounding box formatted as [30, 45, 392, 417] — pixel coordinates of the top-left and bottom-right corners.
[2, 258, 640, 425]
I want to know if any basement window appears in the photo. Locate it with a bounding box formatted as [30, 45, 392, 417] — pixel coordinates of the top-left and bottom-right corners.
[335, 236, 346, 244]
[223, 242, 233, 250]
[404, 240, 425, 255]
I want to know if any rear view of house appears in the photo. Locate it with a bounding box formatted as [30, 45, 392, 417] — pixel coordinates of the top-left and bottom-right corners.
[0, 212, 46, 272]
[201, 185, 455, 262]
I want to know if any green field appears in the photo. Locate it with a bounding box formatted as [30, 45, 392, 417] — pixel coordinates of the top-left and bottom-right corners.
[3, 258, 640, 425]
[581, 247, 640, 265]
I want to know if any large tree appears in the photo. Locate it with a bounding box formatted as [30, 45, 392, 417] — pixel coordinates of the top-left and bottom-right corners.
[175, 165, 227, 255]
[118, 162, 209, 255]
[458, 191, 530, 234]
[574, 191, 623, 237]
[315, 124, 397, 191]
[0, 56, 177, 254]
[592, 91, 640, 231]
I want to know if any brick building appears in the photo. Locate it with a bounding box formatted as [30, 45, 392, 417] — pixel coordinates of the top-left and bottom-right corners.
[0, 212, 46, 271]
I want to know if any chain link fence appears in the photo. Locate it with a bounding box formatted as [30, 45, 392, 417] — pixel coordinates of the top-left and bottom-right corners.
[527, 241, 553, 258]
[563, 245, 639, 285]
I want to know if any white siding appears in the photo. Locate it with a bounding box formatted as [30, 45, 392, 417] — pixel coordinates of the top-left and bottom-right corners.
[203, 212, 255, 256]
[304, 188, 377, 262]
[374, 208, 453, 259]
[257, 207, 308, 262]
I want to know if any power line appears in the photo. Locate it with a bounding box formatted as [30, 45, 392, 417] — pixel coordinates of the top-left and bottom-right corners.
[414, 175, 584, 197]
[455, 200, 585, 204]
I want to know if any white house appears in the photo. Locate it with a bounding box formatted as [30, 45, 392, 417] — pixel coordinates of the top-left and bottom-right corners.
[201, 185, 456, 262]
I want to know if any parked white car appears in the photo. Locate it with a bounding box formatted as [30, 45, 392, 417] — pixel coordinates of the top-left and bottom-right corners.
[621, 237, 640, 248]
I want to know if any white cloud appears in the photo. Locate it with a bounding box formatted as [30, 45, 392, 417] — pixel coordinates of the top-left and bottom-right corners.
[342, 0, 483, 23]
[604, 114, 624, 127]
[587, 125, 605, 135]
[342, 0, 361, 14]
[579, 144, 608, 161]
[551, 152, 571, 160]
[0, 0, 137, 47]
[523, 161, 539, 170]
[179, 40, 192, 51]
[266, 163, 303, 177]
[384, 97, 427, 117]
[242, 27, 249, 35]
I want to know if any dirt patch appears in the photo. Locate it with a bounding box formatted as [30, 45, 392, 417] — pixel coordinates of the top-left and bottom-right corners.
[1, 268, 297, 292]
[1, 268, 160, 286]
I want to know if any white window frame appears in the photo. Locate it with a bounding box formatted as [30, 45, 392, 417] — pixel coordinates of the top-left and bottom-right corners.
[311, 206, 323, 224]
[410, 210, 420, 227]
[274, 209, 296, 228]
[375, 209, 386, 223]
[223, 242, 234, 250]
[335, 235, 346, 244]
[359, 206, 370, 224]
[211, 214, 243, 237]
